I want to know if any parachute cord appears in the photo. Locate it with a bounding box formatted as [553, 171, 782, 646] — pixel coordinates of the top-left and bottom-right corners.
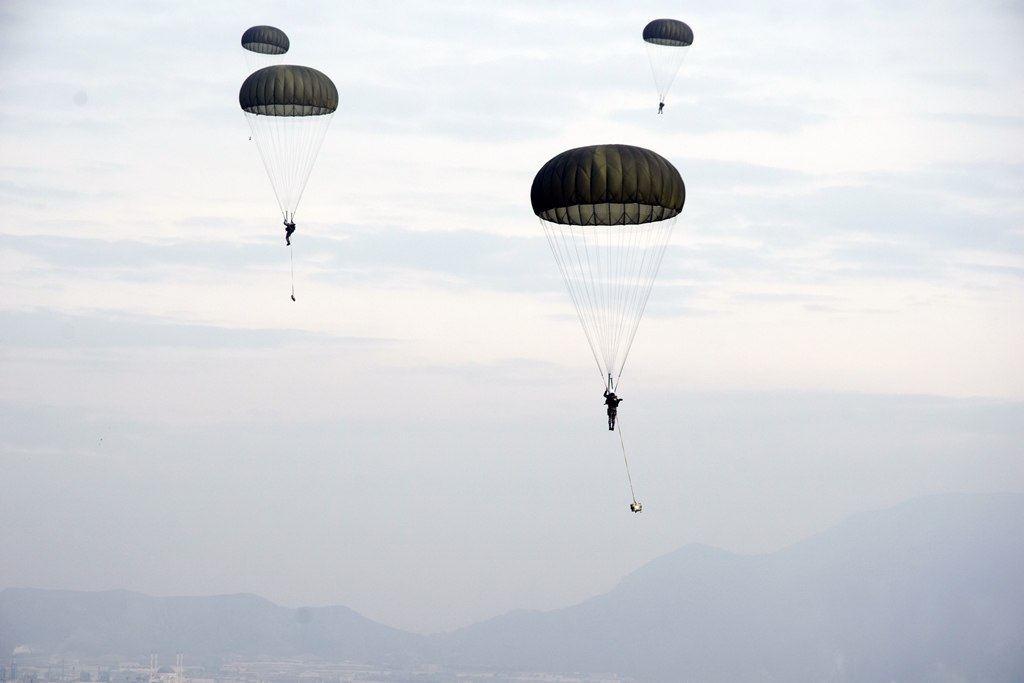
[289, 244, 296, 301]
[616, 416, 638, 505]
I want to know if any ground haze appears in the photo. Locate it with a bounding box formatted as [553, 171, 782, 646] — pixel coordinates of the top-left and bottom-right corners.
[4, 494, 1022, 681]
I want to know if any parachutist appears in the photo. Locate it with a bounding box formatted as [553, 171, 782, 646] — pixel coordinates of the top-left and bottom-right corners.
[291, 294, 296, 302]
[658, 102, 665, 114]
[644, 19, 693, 114]
[630, 501, 643, 513]
[604, 390, 622, 431]
[284, 221, 296, 246]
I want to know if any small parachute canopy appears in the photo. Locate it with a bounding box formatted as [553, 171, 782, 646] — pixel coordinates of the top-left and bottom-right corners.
[531, 145, 685, 226]
[239, 65, 338, 116]
[241, 25, 290, 55]
[642, 18, 693, 47]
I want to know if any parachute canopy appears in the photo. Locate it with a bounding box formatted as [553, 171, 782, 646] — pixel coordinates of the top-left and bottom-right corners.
[241, 25, 290, 55]
[642, 19, 694, 47]
[239, 65, 338, 116]
[531, 144, 685, 226]
[239, 65, 338, 229]
[533, 145, 684, 386]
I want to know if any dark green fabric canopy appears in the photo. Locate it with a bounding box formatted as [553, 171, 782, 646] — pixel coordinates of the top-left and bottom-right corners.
[531, 145, 685, 225]
[239, 65, 338, 116]
[241, 25, 290, 55]
[643, 19, 694, 47]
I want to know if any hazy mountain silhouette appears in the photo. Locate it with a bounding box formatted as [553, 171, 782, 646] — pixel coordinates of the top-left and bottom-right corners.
[439, 492, 1024, 680]
[0, 589, 421, 663]
[3, 493, 1022, 681]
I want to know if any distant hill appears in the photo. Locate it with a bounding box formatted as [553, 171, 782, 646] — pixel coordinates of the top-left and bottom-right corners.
[0, 589, 422, 663]
[439, 492, 1024, 681]
[3, 493, 1023, 681]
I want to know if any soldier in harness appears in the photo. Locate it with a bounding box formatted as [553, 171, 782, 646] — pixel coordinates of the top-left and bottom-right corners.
[604, 389, 623, 431]
[284, 220, 296, 246]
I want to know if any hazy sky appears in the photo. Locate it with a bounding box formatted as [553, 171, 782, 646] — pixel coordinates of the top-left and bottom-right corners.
[1, 0, 1023, 633]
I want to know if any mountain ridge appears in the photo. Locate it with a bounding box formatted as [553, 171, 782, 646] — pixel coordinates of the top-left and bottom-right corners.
[3, 492, 1022, 681]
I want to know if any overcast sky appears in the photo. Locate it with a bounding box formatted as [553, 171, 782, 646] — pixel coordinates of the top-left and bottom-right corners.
[1, 0, 1023, 634]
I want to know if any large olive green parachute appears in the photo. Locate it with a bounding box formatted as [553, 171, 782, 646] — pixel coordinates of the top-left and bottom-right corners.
[239, 65, 338, 236]
[531, 144, 684, 226]
[239, 65, 338, 116]
[241, 26, 289, 72]
[532, 145, 684, 387]
[642, 19, 693, 108]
